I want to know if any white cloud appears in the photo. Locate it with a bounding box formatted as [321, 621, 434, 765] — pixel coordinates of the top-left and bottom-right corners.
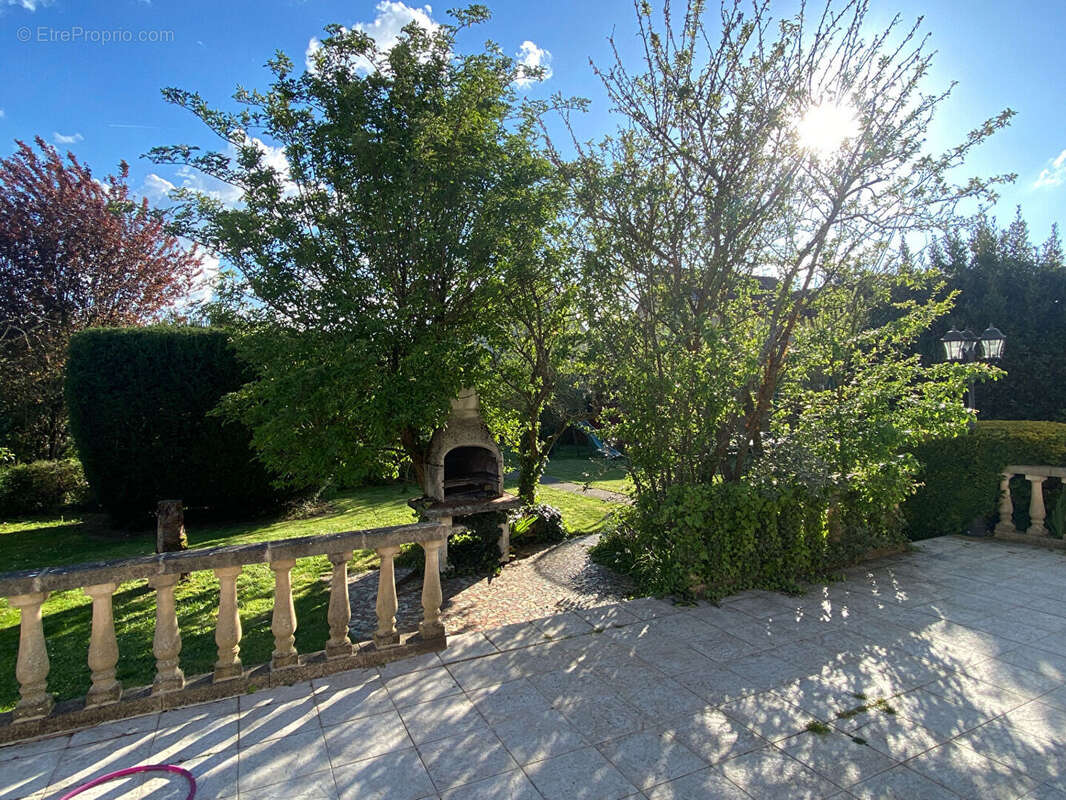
[1034, 149, 1066, 189]
[143, 173, 176, 203]
[53, 131, 83, 145]
[0, 109, 5, 119]
[514, 40, 552, 88]
[4, 0, 52, 10]
[305, 2, 438, 73]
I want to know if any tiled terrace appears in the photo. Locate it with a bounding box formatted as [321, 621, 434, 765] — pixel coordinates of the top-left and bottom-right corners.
[4, 535, 1066, 800]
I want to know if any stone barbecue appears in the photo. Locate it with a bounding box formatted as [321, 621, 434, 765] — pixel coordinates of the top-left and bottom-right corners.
[410, 389, 522, 568]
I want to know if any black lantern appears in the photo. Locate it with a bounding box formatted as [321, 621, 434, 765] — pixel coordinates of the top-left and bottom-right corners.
[979, 324, 1006, 361]
[940, 327, 967, 362]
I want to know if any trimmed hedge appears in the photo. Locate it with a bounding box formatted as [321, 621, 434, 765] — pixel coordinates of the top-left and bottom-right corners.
[0, 459, 88, 517]
[591, 482, 841, 599]
[65, 327, 284, 527]
[904, 420, 1066, 540]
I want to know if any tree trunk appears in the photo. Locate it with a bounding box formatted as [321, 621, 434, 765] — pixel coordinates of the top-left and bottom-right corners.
[401, 426, 427, 490]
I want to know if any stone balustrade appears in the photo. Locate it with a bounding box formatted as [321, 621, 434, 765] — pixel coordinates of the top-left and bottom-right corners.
[0, 521, 451, 743]
[994, 464, 1066, 545]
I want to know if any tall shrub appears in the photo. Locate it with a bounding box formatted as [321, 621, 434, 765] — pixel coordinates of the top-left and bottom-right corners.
[66, 327, 283, 526]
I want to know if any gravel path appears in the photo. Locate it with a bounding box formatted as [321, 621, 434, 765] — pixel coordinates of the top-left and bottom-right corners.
[346, 533, 634, 640]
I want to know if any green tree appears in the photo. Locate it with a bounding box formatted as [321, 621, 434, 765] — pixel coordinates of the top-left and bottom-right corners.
[560, 0, 1012, 501]
[480, 227, 586, 504]
[150, 7, 561, 489]
[923, 211, 1066, 421]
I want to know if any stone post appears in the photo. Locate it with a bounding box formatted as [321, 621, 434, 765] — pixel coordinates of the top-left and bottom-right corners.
[148, 573, 184, 693]
[10, 592, 53, 722]
[326, 551, 353, 659]
[497, 521, 511, 562]
[1026, 474, 1049, 536]
[156, 500, 188, 554]
[374, 546, 401, 648]
[270, 559, 298, 669]
[438, 516, 451, 573]
[419, 539, 445, 640]
[213, 566, 243, 681]
[84, 583, 122, 706]
[994, 473, 1016, 536]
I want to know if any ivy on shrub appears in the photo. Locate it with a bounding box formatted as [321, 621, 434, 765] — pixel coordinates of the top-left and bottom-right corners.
[65, 327, 286, 527]
[0, 458, 88, 517]
[510, 503, 566, 545]
[904, 420, 1066, 540]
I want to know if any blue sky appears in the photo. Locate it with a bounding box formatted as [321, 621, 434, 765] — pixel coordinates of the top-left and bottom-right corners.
[1, 0, 1063, 251]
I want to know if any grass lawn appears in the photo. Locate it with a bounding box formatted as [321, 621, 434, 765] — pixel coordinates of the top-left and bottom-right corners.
[0, 481, 621, 712]
[542, 445, 633, 495]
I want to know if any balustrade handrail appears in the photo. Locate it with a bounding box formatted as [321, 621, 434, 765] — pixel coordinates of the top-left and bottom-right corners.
[1, 519, 453, 733]
[0, 521, 447, 596]
[995, 464, 1065, 540]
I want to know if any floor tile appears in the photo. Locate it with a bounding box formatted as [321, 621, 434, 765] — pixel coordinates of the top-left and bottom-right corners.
[907, 741, 1037, 798]
[468, 677, 555, 724]
[397, 694, 488, 745]
[0, 745, 64, 800]
[849, 763, 959, 799]
[417, 728, 518, 789]
[322, 709, 412, 766]
[657, 707, 766, 765]
[491, 707, 589, 764]
[385, 667, 463, 708]
[643, 768, 751, 800]
[719, 747, 842, 799]
[596, 729, 708, 789]
[238, 727, 330, 791]
[778, 729, 898, 787]
[524, 745, 639, 800]
[332, 748, 435, 800]
[438, 769, 543, 800]
[720, 690, 813, 742]
[315, 678, 395, 726]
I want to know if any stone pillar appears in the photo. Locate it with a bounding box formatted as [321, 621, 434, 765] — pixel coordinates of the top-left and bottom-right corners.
[83, 583, 122, 706]
[10, 592, 53, 722]
[326, 551, 353, 659]
[497, 521, 511, 562]
[994, 473, 1016, 536]
[374, 546, 401, 648]
[149, 573, 185, 693]
[270, 559, 298, 669]
[419, 539, 445, 640]
[438, 516, 451, 573]
[1026, 474, 1049, 536]
[213, 566, 243, 681]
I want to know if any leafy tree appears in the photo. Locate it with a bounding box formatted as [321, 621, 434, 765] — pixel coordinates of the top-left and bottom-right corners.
[0, 138, 201, 461]
[480, 228, 586, 504]
[922, 211, 1066, 421]
[149, 7, 562, 489]
[559, 0, 1012, 501]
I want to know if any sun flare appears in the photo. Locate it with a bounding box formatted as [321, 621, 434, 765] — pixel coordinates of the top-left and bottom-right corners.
[797, 101, 861, 157]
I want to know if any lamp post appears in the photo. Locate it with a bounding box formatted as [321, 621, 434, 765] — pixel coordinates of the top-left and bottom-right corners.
[940, 324, 1006, 412]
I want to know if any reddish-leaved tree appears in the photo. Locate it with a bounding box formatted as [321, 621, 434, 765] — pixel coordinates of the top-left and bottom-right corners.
[0, 137, 202, 460]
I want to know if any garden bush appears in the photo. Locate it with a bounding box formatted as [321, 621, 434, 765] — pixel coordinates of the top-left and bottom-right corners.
[65, 327, 285, 527]
[510, 503, 566, 545]
[0, 458, 88, 517]
[904, 420, 1066, 540]
[592, 482, 860, 599]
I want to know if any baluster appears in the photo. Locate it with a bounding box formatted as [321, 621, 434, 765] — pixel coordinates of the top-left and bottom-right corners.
[10, 592, 53, 722]
[149, 573, 184, 693]
[326, 551, 353, 658]
[213, 566, 243, 681]
[1026, 474, 1049, 536]
[374, 546, 400, 647]
[270, 559, 298, 669]
[419, 539, 445, 640]
[84, 583, 122, 706]
[994, 473, 1016, 535]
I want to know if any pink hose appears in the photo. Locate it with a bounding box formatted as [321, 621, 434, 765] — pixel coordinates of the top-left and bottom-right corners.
[58, 764, 195, 800]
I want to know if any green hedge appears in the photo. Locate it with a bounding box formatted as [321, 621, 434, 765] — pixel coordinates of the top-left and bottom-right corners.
[65, 327, 284, 527]
[591, 482, 840, 599]
[0, 459, 88, 517]
[904, 420, 1066, 540]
